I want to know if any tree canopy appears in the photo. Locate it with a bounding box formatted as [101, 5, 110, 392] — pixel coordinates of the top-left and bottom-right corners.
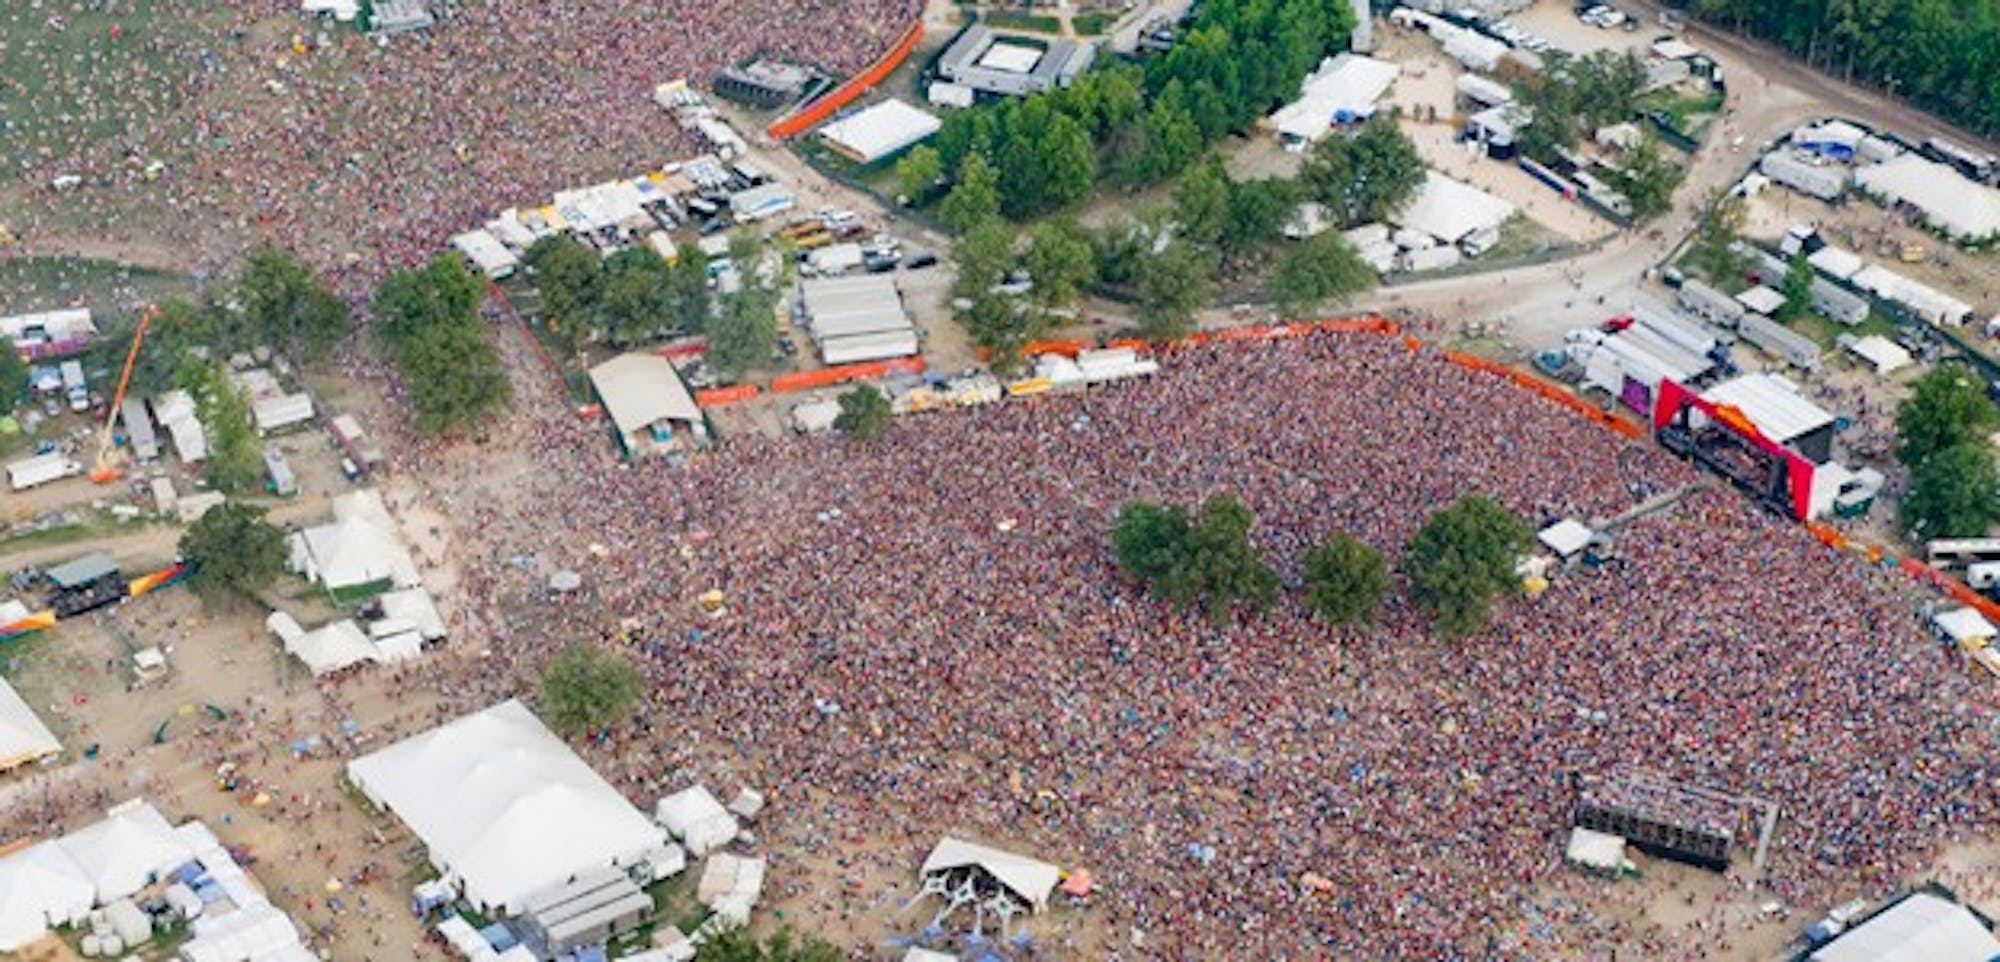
[1300, 117, 1426, 228]
[1779, 253, 1815, 322]
[1683, 189, 1749, 285]
[233, 247, 353, 360]
[523, 235, 604, 352]
[1271, 232, 1376, 319]
[179, 361, 263, 494]
[1896, 365, 2000, 468]
[537, 641, 643, 738]
[1605, 134, 1684, 222]
[1405, 495, 1532, 637]
[1905, 443, 2000, 539]
[1303, 533, 1389, 626]
[833, 385, 892, 441]
[373, 256, 513, 435]
[179, 502, 287, 606]
[1133, 237, 1213, 339]
[1112, 494, 1279, 619]
[0, 346, 26, 404]
[694, 926, 842, 962]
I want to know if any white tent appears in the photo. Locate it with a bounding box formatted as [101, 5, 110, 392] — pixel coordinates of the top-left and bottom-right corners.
[1564, 827, 1628, 873]
[696, 853, 766, 910]
[1269, 54, 1400, 146]
[379, 588, 449, 641]
[589, 353, 702, 455]
[818, 99, 942, 164]
[1855, 154, 2000, 242]
[252, 393, 316, 433]
[1538, 520, 1593, 559]
[183, 901, 314, 962]
[1933, 608, 1996, 645]
[1701, 373, 1835, 447]
[289, 490, 421, 593]
[921, 838, 1060, 912]
[1812, 892, 2000, 962]
[0, 844, 94, 951]
[0, 676, 59, 771]
[1845, 335, 1913, 375]
[268, 613, 382, 675]
[1394, 171, 1516, 245]
[348, 700, 668, 915]
[451, 229, 521, 279]
[655, 785, 739, 857]
[54, 800, 193, 904]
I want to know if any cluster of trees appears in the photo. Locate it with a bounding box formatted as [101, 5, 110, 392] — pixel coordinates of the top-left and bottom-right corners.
[1684, 0, 2000, 138]
[178, 502, 287, 607]
[372, 256, 514, 436]
[130, 248, 354, 397]
[833, 384, 892, 441]
[537, 640, 643, 738]
[523, 236, 713, 358]
[1683, 189, 1750, 283]
[178, 361, 264, 493]
[1896, 366, 2000, 539]
[1111, 493, 1531, 636]
[917, 0, 1354, 219]
[694, 927, 841, 962]
[1511, 51, 1684, 220]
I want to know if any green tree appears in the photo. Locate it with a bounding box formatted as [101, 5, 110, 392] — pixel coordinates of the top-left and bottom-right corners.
[832, 385, 893, 441]
[1405, 495, 1533, 637]
[1303, 533, 1389, 626]
[179, 502, 287, 606]
[1134, 238, 1213, 339]
[1033, 113, 1099, 214]
[537, 641, 643, 738]
[894, 144, 945, 205]
[1897, 365, 2000, 467]
[373, 255, 483, 350]
[1906, 443, 2000, 539]
[1301, 117, 1425, 227]
[225, 247, 353, 359]
[1271, 232, 1376, 318]
[1174, 157, 1233, 248]
[707, 288, 778, 379]
[959, 293, 1043, 374]
[1779, 253, 1815, 322]
[0, 346, 27, 405]
[1684, 189, 1749, 284]
[1022, 219, 1096, 312]
[598, 248, 675, 346]
[1221, 177, 1300, 259]
[523, 235, 604, 345]
[694, 925, 842, 962]
[297, 287, 354, 358]
[665, 248, 714, 334]
[1606, 135, 1684, 221]
[1112, 494, 1279, 619]
[401, 321, 514, 436]
[181, 362, 262, 494]
[939, 152, 1002, 233]
[952, 219, 1018, 301]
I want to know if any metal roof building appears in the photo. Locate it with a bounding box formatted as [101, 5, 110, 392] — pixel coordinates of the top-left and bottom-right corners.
[589, 353, 704, 457]
[936, 24, 1096, 97]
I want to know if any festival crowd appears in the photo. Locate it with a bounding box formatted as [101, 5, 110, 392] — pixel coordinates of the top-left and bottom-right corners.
[368, 329, 2000, 959]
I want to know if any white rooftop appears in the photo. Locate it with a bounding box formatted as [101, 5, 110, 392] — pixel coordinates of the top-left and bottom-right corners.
[977, 41, 1043, 74]
[1846, 335, 1913, 375]
[590, 353, 701, 441]
[347, 699, 668, 915]
[1934, 608, 1997, 645]
[0, 676, 58, 772]
[1702, 373, 1835, 445]
[1812, 892, 2000, 962]
[1736, 285, 1787, 316]
[1856, 154, 2000, 241]
[1269, 54, 1400, 143]
[921, 837, 1060, 912]
[1538, 519, 1593, 558]
[819, 99, 943, 164]
[1394, 170, 1516, 245]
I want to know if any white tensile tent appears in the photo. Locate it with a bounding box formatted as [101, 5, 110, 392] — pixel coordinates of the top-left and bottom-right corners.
[1394, 171, 1516, 245]
[1538, 519, 1593, 560]
[655, 785, 740, 857]
[54, 800, 194, 904]
[0, 844, 94, 951]
[921, 838, 1060, 912]
[0, 676, 60, 772]
[1933, 608, 1996, 646]
[347, 699, 668, 915]
[289, 490, 422, 592]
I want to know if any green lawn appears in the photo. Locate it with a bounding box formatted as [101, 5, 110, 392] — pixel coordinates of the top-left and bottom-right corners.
[0, 5, 217, 184]
[983, 10, 1064, 33]
[0, 256, 196, 323]
[1074, 12, 1116, 35]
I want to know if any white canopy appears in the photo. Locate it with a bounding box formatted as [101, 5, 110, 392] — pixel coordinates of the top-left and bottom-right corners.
[1735, 286, 1786, 317]
[1394, 171, 1516, 245]
[1933, 608, 1996, 645]
[921, 838, 1059, 912]
[696, 853, 766, 910]
[0, 843, 94, 951]
[1702, 373, 1835, 445]
[1269, 54, 1400, 144]
[54, 800, 194, 904]
[182, 901, 312, 962]
[655, 785, 739, 857]
[1812, 892, 2000, 962]
[0, 676, 59, 771]
[1538, 520, 1593, 558]
[819, 99, 942, 164]
[1845, 335, 1913, 375]
[590, 353, 701, 442]
[1855, 154, 2000, 241]
[451, 229, 521, 279]
[267, 613, 385, 676]
[1564, 827, 1627, 873]
[379, 588, 449, 641]
[289, 490, 421, 592]
[348, 699, 667, 915]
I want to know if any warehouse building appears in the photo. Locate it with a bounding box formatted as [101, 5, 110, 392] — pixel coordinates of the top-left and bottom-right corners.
[800, 274, 920, 365]
[936, 24, 1095, 98]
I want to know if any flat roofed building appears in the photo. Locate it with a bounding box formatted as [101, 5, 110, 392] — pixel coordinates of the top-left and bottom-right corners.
[589, 353, 705, 457]
[938, 24, 1096, 97]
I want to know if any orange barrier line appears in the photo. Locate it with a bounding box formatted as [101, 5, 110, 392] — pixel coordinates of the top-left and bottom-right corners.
[769, 357, 925, 394]
[767, 21, 925, 140]
[696, 385, 759, 406]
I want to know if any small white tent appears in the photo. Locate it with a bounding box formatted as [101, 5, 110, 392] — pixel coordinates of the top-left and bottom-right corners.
[655, 786, 739, 857]
[921, 838, 1060, 912]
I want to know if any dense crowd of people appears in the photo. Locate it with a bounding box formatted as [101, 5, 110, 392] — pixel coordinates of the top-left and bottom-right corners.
[4, 0, 918, 291]
[367, 327, 2000, 959]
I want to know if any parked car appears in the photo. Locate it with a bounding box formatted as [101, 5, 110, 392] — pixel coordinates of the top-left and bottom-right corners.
[903, 251, 938, 270]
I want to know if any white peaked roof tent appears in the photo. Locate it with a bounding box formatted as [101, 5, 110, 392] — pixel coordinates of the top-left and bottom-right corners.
[0, 676, 60, 771]
[54, 801, 194, 904]
[347, 699, 667, 914]
[921, 838, 1060, 912]
[655, 785, 739, 858]
[0, 844, 94, 951]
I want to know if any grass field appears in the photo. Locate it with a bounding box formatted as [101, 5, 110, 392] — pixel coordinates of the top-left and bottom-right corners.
[0, 4, 216, 184]
[983, 10, 1064, 33]
[0, 256, 196, 322]
[1073, 12, 1116, 35]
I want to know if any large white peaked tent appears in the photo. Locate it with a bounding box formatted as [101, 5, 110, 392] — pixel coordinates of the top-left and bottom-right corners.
[54, 800, 194, 904]
[0, 843, 93, 951]
[288, 489, 421, 593]
[347, 700, 667, 915]
[0, 676, 59, 772]
[921, 838, 1060, 912]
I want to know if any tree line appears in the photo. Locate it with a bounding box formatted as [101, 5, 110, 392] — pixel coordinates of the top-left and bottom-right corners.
[1896, 364, 2000, 539]
[1682, 0, 2000, 138]
[371, 255, 514, 436]
[907, 0, 1355, 220]
[1112, 492, 1533, 637]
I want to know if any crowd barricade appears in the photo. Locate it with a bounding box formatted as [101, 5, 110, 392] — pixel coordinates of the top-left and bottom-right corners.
[767, 21, 925, 140]
[769, 357, 924, 393]
[658, 340, 707, 359]
[696, 385, 759, 406]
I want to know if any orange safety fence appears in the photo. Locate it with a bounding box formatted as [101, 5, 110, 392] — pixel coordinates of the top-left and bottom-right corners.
[769, 357, 924, 393]
[696, 385, 759, 406]
[658, 340, 707, 359]
[767, 21, 925, 140]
